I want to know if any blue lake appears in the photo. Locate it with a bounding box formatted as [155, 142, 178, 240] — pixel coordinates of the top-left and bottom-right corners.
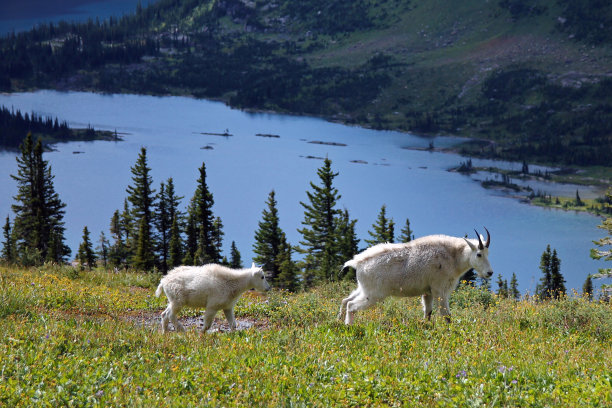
[0, 90, 607, 294]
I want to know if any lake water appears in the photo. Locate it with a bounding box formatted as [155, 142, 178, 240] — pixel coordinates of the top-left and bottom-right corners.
[0, 90, 607, 294]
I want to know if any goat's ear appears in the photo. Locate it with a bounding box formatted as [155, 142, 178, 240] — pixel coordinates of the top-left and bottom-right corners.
[464, 238, 477, 251]
[251, 262, 256, 269]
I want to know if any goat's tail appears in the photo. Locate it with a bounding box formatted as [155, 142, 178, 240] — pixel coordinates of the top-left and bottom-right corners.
[341, 258, 359, 276]
[155, 282, 164, 298]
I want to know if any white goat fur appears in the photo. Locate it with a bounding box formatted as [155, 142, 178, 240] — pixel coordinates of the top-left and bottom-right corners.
[339, 233, 494, 324]
[155, 263, 270, 333]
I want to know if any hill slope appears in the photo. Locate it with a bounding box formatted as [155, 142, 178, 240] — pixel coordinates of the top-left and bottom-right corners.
[0, 0, 611, 166]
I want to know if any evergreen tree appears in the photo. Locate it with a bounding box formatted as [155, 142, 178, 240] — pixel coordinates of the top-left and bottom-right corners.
[575, 190, 584, 206]
[154, 181, 171, 272]
[510, 272, 520, 300]
[496, 275, 508, 298]
[97, 231, 109, 268]
[126, 147, 156, 270]
[168, 214, 183, 269]
[583, 275, 594, 300]
[133, 217, 155, 270]
[366, 205, 394, 245]
[253, 190, 284, 284]
[109, 209, 127, 269]
[77, 226, 96, 269]
[298, 158, 343, 284]
[399, 218, 414, 242]
[536, 245, 554, 299]
[212, 216, 224, 261]
[550, 249, 565, 299]
[229, 241, 242, 269]
[591, 188, 611, 287]
[276, 232, 300, 292]
[336, 208, 359, 275]
[183, 199, 198, 265]
[11, 133, 69, 265]
[191, 162, 218, 264]
[1, 215, 15, 263]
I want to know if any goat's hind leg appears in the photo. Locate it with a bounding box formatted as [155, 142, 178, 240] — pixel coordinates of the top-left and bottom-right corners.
[338, 287, 361, 321]
[167, 304, 185, 332]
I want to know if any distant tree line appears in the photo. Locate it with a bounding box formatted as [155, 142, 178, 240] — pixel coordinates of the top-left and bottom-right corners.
[0, 105, 113, 148]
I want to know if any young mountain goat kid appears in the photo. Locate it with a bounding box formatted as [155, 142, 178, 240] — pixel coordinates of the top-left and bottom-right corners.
[339, 229, 493, 324]
[155, 263, 271, 333]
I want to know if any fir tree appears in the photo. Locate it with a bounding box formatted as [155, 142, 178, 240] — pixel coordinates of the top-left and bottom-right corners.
[190, 163, 218, 265]
[399, 218, 414, 243]
[11, 134, 69, 265]
[1, 215, 15, 263]
[133, 217, 155, 271]
[335, 208, 359, 279]
[126, 147, 156, 270]
[591, 188, 611, 285]
[212, 216, 224, 261]
[510, 272, 520, 300]
[183, 199, 198, 265]
[154, 181, 171, 272]
[583, 275, 594, 300]
[168, 214, 183, 270]
[276, 233, 300, 292]
[536, 245, 553, 299]
[229, 241, 242, 269]
[97, 231, 109, 268]
[298, 158, 343, 284]
[77, 226, 96, 269]
[366, 205, 394, 245]
[253, 190, 284, 284]
[497, 275, 508, 298]
[109, 209, 127, 269]
[550, 249, 565, 299]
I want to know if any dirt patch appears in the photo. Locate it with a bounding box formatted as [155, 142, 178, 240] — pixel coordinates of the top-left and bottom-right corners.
[120, 310, 271, 333]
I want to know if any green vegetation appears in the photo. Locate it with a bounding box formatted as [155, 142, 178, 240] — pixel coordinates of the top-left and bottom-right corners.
[0, 106, 118, 149]
[0, 264, 610, 406]
[1, 0, 611, 167]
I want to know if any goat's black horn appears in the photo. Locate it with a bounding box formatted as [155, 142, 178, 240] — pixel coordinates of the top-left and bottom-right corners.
[484, 226, 490, 248]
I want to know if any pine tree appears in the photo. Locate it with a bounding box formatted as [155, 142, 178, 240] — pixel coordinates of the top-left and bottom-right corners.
[510, 273, 520, 300]
[191, 163, 218, 265]
[1, 215, 15, 263]
[109, 209, 127, 269]
[126, 147, 156, 270]
[591, 188, 611, 286]
[229, 241, 242, 269]
[496, 275, 508, 298]
[399, 218, 414, 242]
[183, 199, 198, 265]
[276, 233, 300, 292]
[168, 214, 183, 270]
[97, 231, 109, 268]
[253, 190, 284, 284]
[550, 249, 565, 299]
[298, 158, 342, 284]
[77, 226, 96, 269]
[11, 134, 70, 265]
[536, 245, 553, 299]
[366, 205, 394, 245]
[583, 275, 594, 300]
[212, 216, 224, 261]
[155, 178, 183, 272]
[335, 208, 359, 278]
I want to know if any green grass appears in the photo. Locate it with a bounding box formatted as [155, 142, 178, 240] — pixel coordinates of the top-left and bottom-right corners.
[1, 265, 611, 406]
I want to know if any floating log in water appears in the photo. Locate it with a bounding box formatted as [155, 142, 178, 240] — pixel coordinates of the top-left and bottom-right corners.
[255, 133, 280, 138]
[350, 160, 368, 164]
[308, 140, 347, 147]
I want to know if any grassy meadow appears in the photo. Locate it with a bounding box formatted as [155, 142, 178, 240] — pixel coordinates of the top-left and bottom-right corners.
[1, 264, 611, 407]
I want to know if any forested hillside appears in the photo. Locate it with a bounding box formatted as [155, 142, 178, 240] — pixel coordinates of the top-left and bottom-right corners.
[1, 0, 611, 165]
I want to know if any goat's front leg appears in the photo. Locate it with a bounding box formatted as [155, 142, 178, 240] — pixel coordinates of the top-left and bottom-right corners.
[223, 308, 237, 331]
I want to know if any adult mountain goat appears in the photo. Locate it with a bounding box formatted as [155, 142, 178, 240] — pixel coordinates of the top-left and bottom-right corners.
[339, 229, 493, 324]
[155, 263, 271, 333]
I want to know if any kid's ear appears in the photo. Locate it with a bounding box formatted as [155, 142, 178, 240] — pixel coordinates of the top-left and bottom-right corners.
[251, 262, 256, 269]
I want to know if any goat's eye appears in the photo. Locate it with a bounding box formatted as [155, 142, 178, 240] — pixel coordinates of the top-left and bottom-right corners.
[477, 253, 482, 258]
[261, 276, 264, 279]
